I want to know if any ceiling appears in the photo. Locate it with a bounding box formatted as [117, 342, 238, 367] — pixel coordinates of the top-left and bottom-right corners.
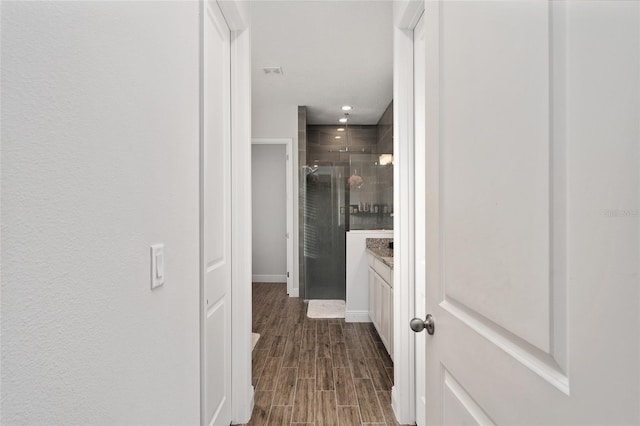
[251, 1, 393, 125]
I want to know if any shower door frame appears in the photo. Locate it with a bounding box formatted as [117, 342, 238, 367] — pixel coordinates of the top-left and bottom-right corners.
[252, 138, 296, 297]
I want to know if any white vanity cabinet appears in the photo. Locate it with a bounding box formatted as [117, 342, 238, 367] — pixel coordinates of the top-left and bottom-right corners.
[367, 252, 393, 360]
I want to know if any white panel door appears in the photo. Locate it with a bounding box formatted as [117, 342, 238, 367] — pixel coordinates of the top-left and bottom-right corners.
[421, 1, 639, 425]
[202, 2, 231, 426]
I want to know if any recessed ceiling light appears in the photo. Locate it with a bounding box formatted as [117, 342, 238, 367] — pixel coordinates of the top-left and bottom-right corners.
[335, 136, 341, 139]
[337, 128, 345, 132]
[341, 105, 352, 111]
[339, 118, 348, 123]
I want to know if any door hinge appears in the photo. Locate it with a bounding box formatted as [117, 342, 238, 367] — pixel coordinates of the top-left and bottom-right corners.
[287, 272, 290, 278]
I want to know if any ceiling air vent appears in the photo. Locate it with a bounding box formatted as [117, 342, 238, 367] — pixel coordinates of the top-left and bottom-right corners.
[262, 67, 283, 75]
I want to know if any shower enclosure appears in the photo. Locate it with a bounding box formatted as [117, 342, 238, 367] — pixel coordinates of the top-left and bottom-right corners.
[302, 154, 393, 300]
[300, 102, 394, 301]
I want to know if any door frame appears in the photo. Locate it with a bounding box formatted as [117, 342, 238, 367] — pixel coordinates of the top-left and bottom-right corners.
[251, 138, 297, 297]
[225, 1, 427, 424]
[412, 11, 427, 426]
[200, 1, 253, 424]
[392, 1, 425, 424]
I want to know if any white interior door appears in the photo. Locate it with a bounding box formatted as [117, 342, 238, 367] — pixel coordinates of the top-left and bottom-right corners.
[202, 1, 231, 425]
[422, 1, 639, 425]
[413, 11, 427, 426]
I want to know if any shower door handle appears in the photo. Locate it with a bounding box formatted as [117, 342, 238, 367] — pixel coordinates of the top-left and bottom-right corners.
[410, 314, 435, 335]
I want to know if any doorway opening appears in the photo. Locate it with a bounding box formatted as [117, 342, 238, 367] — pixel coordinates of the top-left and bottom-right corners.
[251, 138, 295, 296]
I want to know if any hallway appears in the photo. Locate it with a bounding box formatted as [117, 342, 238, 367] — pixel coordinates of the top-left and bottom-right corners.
[245, 283, 406, 425]
[2, 1, 639, 424]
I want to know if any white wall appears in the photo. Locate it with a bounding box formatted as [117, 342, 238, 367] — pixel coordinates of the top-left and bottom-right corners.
[1, 2, 200, 424]
[252, 102, 299, 141]
[252, 144, 287, 281]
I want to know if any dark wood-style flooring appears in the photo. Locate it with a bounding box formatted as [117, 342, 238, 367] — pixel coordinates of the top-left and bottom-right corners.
[242, 282, 407, 426]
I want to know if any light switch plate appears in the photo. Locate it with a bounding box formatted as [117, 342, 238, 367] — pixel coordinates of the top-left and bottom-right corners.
[150, 244, 165, 289]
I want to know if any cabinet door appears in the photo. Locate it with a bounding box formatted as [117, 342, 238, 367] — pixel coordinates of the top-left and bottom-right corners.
[380, 281, 391, 350]
[389, 283, 393, 360]
[375, 274, 382, 329]
[368, 268, 376, 324]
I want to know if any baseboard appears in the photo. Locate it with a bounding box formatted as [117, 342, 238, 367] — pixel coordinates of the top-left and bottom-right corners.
[252, 274, 287, 283]
[345, 310, 371, 323]
[248, 386, 255, 423]
[391, 386, 401, 423]
[289, 288, 299, 298]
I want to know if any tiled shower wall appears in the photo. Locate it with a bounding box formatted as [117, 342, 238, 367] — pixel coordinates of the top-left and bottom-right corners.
[302, 101, 394, 231]
[375, 101, 393, 219]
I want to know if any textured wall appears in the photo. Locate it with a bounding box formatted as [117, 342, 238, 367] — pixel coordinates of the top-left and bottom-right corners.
[1, 2, 201, 423]
[252, 144, 287, 278]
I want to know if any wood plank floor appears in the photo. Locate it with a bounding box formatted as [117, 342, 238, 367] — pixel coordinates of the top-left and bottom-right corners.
[239, 282, 409, 426]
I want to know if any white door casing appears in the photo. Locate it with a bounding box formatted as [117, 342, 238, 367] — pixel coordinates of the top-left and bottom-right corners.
[201, 1, 232, 425]
[413, 11, 427, 426]
[421, 1, 639, 425]
[221, 1, 253, 421]
[392, 2, 421, 421]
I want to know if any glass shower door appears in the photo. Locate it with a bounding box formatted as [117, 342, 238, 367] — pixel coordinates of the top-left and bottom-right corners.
[303, 163, 347, 300]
